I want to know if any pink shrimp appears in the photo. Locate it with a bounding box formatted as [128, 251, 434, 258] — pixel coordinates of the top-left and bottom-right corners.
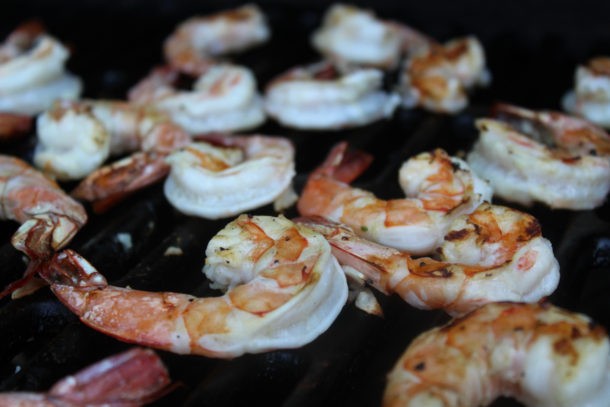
[296, 202, 559, 316]
[0, 347, 173, 406]
[297, 142, 491, 255]
[384, 302, 610, 407]
[0, 155, 87, 297]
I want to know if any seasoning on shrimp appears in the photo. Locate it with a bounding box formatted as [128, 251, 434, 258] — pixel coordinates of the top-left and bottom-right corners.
[384, 302, 610, 407]
[265, 61, 400, 130]
[43, 216, 348, 358]
[164, 134, 296, 219]
[297, 202, 559, 316]
[128, 64, 266, 134]
[467, 103, 610, 209]
[298, 142, 492, 255]
[163, 4, 270, 75]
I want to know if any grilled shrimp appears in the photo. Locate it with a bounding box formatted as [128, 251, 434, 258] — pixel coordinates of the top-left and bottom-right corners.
[399, 36, 490, 113]
[163, 4, 270, 76]
[0, 347, 172, 406]
[0, 155, 86, 260]
[563, 56, 610, 128]
[45, 215, 348, 358]
[467, 103, 610, 209]
[0, 155, 87, 298]
[384, 302, 610, 407]
[311, 4, 432, 70]
[265, 61, 400, 130]
[0, 20, 81, 116]
[128, 64, 265, 134]
[298, 142, 491, 255]
[298, 202, 559, 316]
[34, 100, 189, 181]
[164, 134, 295, 219]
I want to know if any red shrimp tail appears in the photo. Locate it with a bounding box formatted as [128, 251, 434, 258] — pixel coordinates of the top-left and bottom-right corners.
[48, 348, 174, 406]
[312, 141, 373, 183]
[0, 113, 33, 142]
[71, 152, 170, 213]
[38, 249, 107, 290]
[0, 261, 43, 300]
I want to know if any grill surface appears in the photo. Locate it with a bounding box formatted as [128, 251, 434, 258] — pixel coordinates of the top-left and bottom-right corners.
[2, 2, 610, 406]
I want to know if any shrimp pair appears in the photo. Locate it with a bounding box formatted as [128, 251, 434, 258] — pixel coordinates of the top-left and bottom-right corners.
[163, 4, 270, 76]
[264, 61, 400, 130]
[164, 134, 296, 219]
[563, 56, 610, 128]
[0, 347, 172, 406]
[384, 302, 610, 407]
[0, 21, 81, 139]
[467, 103, 610, 209]
[298, 201, 559, 316]
[42, 215, 348, 358]
[298, 142, 492, 255]
[0, 155, 87, 297]
[128, 64, 266, 134]
[399, 36, 490, 113]
[311, 4, 432, 70]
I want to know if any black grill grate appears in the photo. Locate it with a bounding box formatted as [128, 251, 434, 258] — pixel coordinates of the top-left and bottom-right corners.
[2, 2, 610, 406]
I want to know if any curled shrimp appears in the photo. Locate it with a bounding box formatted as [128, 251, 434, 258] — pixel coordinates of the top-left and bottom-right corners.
[298, 202, 559, 316]
[44, 215, 348, 358]
[128, 64, 266, 134]
[164, 134, 296, 219]
[384, 302, 610, 407]
[297, 142, 491, 255]
[0, 347, 173, 406]
[467, 103, 610, 209]
[563, 56, 610, 128]
[34, 100, 189, 182]
[264, 61, 400, 130]
[163, 4, 270, 76]
[0, 20, 81, 116]
[311, 4, 432, 70]
[399, 36, 490, 113]
[0, 155, 87, 297]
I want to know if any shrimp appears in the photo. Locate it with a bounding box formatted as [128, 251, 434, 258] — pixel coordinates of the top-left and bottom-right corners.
[163, 4, 270, 76]
[0, 347, 173, 406]
[311, 4, 433, 70]
[297, 202, 559, 317]
[0, 20, 81, 116]
[44, 215, 348, 358]
[34, 100, 190, 182]
[0, 155, 87, 298]
[297, 142, 492, 255]
[399, 36, 490, 113]
[563, 56, 610, 128]
[467, 103, 610, 209]
[164, 134, 296, 219]
[0, 112, 32, 142]
[128, 64, 266, 134]
[383, 302, 610, 407]
[264, 61, 400, 130]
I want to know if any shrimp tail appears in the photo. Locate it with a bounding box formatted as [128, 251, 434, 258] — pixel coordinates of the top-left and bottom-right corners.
[311, 141, 373, 183]
[71, 152, 171, 213]
[0, 113, 33, 142]
[11, 213, 83, 259]
[46, 347, 174, 406]
[37, 249, 107, 289]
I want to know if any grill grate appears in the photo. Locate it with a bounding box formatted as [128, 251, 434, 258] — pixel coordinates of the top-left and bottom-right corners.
[2, 2, 610, 406]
